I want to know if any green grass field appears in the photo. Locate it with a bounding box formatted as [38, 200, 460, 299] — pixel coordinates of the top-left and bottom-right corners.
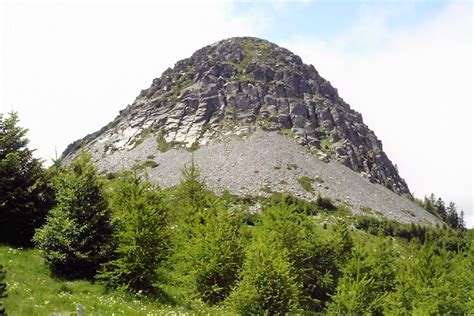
[0, 245, 223, 315]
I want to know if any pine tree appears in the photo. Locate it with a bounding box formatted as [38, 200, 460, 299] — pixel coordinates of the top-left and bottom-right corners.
[174, 157, 207, 211]
[229, 199, 344, 312]
[33, 152, 115, 279]
[328, 243, 396, 314]
[435, 198, 447, 221]
[178, 200, 244, 304]
[97, 173, 170, 294]
[0, 112, 53, 246]
[228, 233, 301, 315]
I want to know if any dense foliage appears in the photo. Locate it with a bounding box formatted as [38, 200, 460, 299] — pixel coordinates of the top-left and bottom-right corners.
[328, 244, 396, 314]
[229, 202, 352, 313]
[417, 193, 465, 229]
[97, 173, 170, 294]
[169, 161, 245, 305]
[0, 112, 53, 246]
[229, 233, 300, 314]
[33, 152, 115, 279]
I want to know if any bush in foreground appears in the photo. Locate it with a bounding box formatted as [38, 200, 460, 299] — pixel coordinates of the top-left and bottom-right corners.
[228, 235, 300, 314]
[178, 201, 245, 304]
[170, 162, 246, 304]
[327, 244, 396, 314]
[34, 152, 115, 279]
[97, 173, 171, 294]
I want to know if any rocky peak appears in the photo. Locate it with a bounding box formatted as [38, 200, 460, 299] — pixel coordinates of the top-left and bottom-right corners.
[62, 37, 410, 195]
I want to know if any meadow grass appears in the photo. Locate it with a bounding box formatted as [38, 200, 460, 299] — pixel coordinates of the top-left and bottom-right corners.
[0, 245, 225, 315]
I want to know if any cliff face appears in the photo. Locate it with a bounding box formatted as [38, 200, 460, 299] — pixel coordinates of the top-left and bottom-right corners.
[63, 37, 409, 195]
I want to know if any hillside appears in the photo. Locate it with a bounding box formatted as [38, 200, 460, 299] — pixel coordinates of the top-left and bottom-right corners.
[62, 37, 438, 225]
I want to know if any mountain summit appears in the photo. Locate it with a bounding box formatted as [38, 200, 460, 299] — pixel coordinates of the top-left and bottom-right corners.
[63, 37, 438, 224]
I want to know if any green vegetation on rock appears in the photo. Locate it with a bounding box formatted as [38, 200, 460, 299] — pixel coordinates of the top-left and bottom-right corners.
[297, 176, 314, 192]
[360, 206, 373, 214]
[286, 163, 299, 170]
[133, 160, 159, 171]
[320, 135, 333, 153]
[156, 130, 173, 153]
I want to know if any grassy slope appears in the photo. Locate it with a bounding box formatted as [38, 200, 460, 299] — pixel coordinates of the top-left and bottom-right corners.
[0, 245, 222, 315]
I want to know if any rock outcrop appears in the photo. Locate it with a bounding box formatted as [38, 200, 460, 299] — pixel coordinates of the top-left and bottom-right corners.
[63, 37, 409, 195]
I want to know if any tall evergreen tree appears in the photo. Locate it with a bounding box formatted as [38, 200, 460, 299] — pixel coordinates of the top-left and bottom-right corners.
[0, 112, 53, 245]
[34, 152, 115, 279]
[174, 157, 207, 211]
[446, 202, 464, 229]
[228, 233, 301, 315]
[177, 200, 245, 304]
[328, 243, 396, 314]
[97, 173, 170, 294]
[435, 198, 447, 221]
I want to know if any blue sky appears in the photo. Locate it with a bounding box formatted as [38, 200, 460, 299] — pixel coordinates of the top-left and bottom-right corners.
[234, 1, 450, 48]
[0, 0, 472, 226]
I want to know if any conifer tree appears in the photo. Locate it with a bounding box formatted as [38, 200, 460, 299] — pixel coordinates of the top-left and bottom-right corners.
[0, 112, 53, 245]
[97, 173, 170, 294]
[229, 199, 344, 313]
[228, 233, 301, 315]
[179, 201, 244, 304]
[174, 157, 207, 211]
[34, 152, 114, 279]
[328, 243, 396, 314]
[171, 161, 245, 304]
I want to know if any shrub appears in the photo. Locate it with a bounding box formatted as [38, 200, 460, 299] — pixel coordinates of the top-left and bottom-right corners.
[34, 152, 115, 279]
[327, 243, 396, 314]
[316, 194, 336, 211]
[286, 163, 298, 170]
[228, 235, 300, 315]
[270, 193, 320, 216]
[383, 244, 473, 315]
[260, 200, 345, 311]
[97, 173, 170, 294]
[156, 131, 172, 153]
[0, 112, 54, 246]
[177, 202, 245, 304]
[297, 176, 314, 192]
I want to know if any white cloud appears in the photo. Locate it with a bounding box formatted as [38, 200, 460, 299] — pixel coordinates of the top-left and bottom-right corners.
[283, 1, 473, 226]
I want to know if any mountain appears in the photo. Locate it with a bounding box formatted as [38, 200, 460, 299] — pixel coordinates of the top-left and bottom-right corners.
[62, 37, 439, 225]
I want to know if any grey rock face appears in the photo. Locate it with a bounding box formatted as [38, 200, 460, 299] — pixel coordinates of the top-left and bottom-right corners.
[62, 37, 410, 195]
